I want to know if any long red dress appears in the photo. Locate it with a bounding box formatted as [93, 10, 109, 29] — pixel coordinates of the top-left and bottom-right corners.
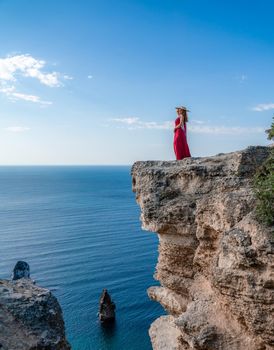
[173, 117, 191, 160]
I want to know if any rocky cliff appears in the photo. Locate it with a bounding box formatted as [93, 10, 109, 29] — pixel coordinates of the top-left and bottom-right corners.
[0, 277, 71, 350]
[131, 146, 274, 350]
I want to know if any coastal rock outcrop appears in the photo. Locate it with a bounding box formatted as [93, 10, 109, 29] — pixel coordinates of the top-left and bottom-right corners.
[131, 146, 274, 350]
[0, 276, 70, 349]
[98, 288, 116, 323]
[12, 260, 30, 280]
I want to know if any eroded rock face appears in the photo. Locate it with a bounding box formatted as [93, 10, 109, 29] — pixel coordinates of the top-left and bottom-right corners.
[131, 146, 274, 350]
[0, 278, 71, 350]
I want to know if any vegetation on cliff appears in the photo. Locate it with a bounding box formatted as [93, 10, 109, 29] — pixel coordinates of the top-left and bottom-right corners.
[253, 116, 274, 226]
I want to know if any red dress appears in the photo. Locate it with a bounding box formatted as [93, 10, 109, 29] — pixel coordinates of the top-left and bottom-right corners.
[173, 117, 191, 160]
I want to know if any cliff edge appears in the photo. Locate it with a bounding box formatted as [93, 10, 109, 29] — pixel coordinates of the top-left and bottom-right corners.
[131, 146, 274, 350]
[0, 277, 71, 350]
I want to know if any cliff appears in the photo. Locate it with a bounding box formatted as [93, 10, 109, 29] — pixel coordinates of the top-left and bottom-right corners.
[131, 146, 274, 350]
[0, 277, 71, 350]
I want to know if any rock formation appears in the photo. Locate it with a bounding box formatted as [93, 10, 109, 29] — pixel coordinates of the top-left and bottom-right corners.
[98, 288, 116, 323]
[131, 146, 274, 350]
[12, 260, 30, 280]
[0, 264, 71, 350]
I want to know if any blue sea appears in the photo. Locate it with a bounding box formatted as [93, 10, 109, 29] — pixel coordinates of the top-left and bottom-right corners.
[0, 166, 163, 350]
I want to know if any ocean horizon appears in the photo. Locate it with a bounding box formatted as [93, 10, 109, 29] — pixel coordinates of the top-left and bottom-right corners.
[0, 165, 164, 349]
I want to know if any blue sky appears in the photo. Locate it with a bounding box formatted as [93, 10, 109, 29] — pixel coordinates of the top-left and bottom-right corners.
[0, 0, 273, 164]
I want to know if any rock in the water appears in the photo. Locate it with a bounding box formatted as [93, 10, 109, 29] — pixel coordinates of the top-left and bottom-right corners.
[12, 261, 30, 280]
[98, 289, 116, 323]
[132, 146, 274, 350]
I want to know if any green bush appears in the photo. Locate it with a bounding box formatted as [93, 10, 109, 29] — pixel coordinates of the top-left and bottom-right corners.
[253, 116, 274, 226]
[266, 116, 274, 141]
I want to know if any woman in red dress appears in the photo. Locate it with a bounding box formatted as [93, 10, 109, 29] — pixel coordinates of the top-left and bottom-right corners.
[173, 106, 191, 160]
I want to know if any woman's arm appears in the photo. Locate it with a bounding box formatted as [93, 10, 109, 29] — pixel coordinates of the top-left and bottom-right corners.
[174, 115, 183, 130]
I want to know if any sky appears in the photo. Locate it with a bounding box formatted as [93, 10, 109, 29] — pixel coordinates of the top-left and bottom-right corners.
[0, 0, 273, 165]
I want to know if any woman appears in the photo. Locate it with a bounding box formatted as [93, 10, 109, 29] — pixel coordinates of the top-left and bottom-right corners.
[173, 106, 191, 160]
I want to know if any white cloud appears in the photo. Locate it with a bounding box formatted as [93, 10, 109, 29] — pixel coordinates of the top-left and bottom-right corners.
[192, 119, 205, 124]
[252, 103, 274, 112]
[87, 75, 93, 79]
[188, 125, 264, 134]
[0, 54, 61, 87]
[111, 117, 140, 125]
[110, 117, 172, 129]
[0, 85, 52, 105]
[110, 117, 264, 134]
[0, 53, 70, 105]
[64, 74, 73, 80]
[4, 126, 30, 132]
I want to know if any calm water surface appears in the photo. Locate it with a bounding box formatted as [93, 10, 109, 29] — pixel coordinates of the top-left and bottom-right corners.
[0, 166, 163, 350]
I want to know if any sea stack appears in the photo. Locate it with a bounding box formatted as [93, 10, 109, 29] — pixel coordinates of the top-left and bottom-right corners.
[98, 289, 116, 323]
[12, 260, 30, 280]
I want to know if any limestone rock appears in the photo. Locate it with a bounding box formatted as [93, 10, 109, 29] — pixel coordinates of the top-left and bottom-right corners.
[0, 278, 71, 350]
[132, 146, 274, 350]
[149, 315, 186, 350]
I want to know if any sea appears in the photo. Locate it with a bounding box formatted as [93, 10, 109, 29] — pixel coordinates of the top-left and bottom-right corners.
[0, 166, 164, 350]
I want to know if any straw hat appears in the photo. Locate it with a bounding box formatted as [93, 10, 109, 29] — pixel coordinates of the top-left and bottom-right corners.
[175, 106, 190, 112]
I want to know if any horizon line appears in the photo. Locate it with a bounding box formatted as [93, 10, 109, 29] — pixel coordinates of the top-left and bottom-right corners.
[0, 164, 134, 167]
